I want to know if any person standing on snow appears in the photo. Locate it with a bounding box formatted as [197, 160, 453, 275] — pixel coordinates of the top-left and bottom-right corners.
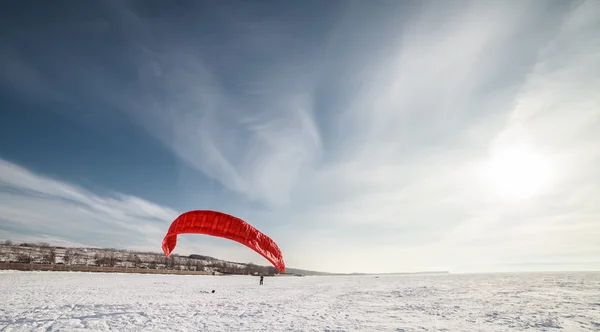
[259, 275, 264, 285]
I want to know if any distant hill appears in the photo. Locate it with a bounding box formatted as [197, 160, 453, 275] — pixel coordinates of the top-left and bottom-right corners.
[283, 270, 450, 276]
[283, 267, 346, 276]
[0, 240, 277, 275]
[363, 271, 450, 275]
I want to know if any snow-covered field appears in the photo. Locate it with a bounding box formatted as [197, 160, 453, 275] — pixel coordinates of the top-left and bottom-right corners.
[1, 271, 599, 331]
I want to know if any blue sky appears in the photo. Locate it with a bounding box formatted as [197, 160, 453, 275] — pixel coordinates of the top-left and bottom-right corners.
[1, 0, 599, 273]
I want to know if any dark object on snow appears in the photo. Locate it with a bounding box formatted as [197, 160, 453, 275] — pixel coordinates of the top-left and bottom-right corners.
[259, 275, 264, 285]
[212, 290, 215, 293]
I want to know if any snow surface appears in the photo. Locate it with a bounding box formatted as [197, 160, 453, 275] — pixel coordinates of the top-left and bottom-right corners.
[1, 271, 599, 331]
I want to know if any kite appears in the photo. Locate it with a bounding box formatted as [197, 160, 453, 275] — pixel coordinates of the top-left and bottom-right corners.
[162, 210, 285, 273]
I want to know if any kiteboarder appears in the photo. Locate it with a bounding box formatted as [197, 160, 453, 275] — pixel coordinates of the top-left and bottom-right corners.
[259, 275, 264, 285]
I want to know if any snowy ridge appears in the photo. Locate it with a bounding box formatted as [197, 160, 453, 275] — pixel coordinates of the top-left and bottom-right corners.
[0, 241, 279, 275]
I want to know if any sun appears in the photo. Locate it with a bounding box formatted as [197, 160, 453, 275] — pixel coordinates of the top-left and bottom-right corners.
[481, 144, 555, 200]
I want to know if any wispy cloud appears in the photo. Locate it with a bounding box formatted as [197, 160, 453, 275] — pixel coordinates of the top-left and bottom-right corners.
[0, 1, 599, 273]
[0, 159, 177, 249]
[126, 36, 323, 209]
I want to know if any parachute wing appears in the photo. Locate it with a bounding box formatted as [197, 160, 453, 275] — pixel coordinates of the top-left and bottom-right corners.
[162, 210, 285, 273]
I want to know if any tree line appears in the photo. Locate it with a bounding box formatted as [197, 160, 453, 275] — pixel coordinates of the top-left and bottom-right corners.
[0, 240, 280, 275]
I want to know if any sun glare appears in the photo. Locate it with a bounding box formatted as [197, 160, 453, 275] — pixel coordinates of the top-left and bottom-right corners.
[482, 145, 555, 200]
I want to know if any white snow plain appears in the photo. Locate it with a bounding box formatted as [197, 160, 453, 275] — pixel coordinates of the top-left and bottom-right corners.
[1, 271, 599, 331]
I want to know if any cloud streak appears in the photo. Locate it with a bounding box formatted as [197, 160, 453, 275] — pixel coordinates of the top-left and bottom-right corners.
[0, 159, 177, 249]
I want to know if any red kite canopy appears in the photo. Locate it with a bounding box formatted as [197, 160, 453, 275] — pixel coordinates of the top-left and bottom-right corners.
[162, 210, 285, 273]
